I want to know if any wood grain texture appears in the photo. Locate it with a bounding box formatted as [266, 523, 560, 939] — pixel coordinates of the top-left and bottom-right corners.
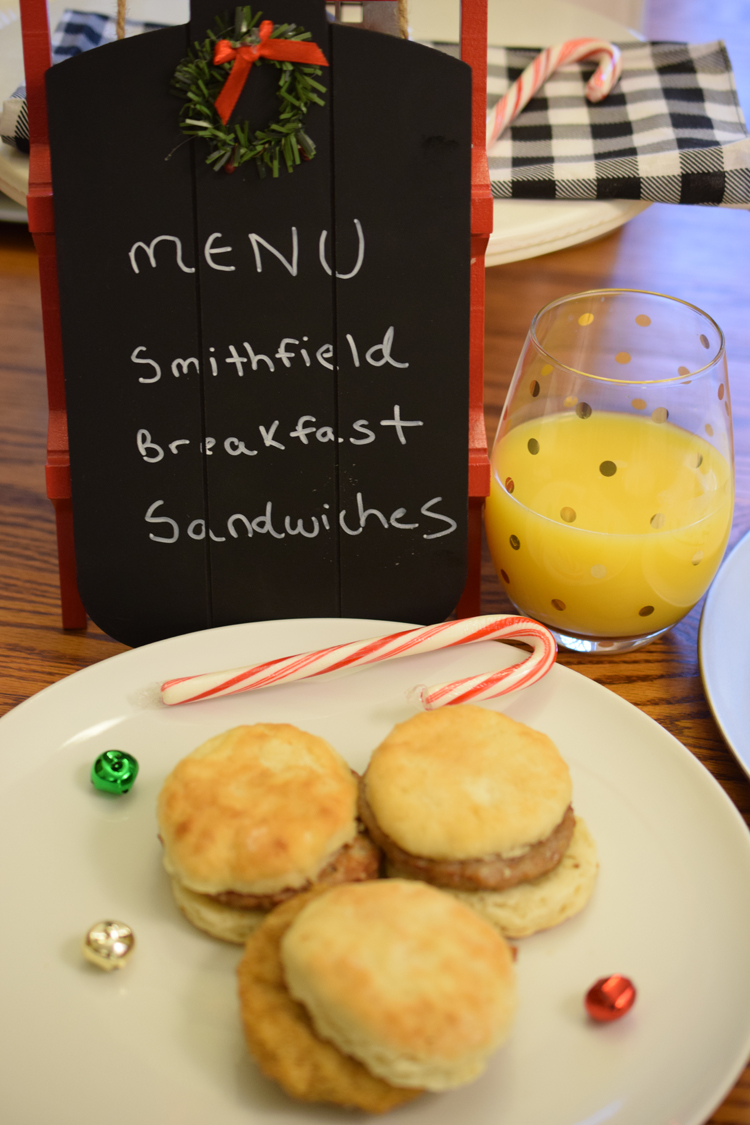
[1, 0, 750, 1117]
[0, 225, 130, 711]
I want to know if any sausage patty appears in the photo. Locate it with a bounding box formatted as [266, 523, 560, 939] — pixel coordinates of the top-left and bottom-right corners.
[358, 781, 575, 892]
[210, 831, 381, 911]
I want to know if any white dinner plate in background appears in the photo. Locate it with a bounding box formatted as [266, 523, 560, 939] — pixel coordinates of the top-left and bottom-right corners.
[700, 528, 750, 778]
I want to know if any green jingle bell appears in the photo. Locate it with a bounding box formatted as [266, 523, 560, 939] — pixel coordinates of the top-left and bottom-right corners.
[91, 750, 139, 794]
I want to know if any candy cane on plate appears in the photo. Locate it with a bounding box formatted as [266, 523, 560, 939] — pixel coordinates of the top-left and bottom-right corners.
[160, 614, 557, 710]
[486, 38, 622, 149]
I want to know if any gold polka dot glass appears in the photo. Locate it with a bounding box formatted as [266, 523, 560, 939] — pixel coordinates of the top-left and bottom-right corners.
[485, 289, 734, 653]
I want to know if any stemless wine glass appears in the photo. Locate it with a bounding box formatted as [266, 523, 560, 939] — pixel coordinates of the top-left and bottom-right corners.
[485, 290, 734, 653]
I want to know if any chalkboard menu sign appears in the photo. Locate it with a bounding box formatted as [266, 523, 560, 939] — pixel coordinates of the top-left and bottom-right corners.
[46, 0, 471, 647]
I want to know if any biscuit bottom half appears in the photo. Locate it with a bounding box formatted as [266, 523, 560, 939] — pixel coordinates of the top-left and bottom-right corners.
[170, 878, 266, 944]
[388, 816, 598, 939]
[237, 888, 423, 1114]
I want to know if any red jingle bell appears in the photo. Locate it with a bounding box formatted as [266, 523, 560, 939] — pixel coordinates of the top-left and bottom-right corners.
[585, 975, 636, 1022]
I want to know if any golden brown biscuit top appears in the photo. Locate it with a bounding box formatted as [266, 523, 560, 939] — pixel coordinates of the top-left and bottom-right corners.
[236, 886, 423, 1112]
[157, 724, 358, 896]
[280, 880, 516, 1068]
[364, 705, 572, 860]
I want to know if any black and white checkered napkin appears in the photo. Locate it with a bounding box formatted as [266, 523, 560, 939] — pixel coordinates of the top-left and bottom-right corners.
[0, 9, 164, 153]
[486, 40, 750, 207]
[0, 88, 28, 153]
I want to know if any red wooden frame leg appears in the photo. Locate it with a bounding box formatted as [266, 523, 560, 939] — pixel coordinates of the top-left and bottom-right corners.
[49, 498, 87, 628]
[22, 0, 88, 630]
[455, 496, 484, 618]
[456, 0, 492, 621]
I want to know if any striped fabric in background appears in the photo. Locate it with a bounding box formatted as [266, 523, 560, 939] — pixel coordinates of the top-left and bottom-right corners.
[0, 8, 164, 152]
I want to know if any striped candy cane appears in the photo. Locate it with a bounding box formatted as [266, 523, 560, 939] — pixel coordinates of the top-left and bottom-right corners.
[487, 38, 622, 149]
[161, 614, 557, 710]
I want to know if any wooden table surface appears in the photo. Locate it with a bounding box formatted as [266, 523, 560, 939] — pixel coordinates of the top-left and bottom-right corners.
[2, 0, 750, 1119]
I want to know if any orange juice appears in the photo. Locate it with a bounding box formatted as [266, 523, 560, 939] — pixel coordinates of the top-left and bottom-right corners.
[486, 411, 733, 637]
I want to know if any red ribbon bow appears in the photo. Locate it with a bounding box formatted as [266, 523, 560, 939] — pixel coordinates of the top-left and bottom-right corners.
[213, 20, 329, 125]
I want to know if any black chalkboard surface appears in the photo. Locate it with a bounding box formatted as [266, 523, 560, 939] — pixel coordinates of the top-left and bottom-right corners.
[46, 0, 471, 646]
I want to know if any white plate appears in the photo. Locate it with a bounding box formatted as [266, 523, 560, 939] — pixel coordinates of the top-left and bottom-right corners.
[2, 617, 750, 1125]
[700, 528, 750, 778]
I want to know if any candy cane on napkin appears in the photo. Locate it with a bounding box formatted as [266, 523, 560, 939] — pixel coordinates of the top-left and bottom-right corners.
[160, 614, 557, 710]
[486, 38, 622, 148]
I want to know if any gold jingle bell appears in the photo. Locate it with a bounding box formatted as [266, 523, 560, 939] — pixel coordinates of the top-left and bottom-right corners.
[83, 920, 135, 971]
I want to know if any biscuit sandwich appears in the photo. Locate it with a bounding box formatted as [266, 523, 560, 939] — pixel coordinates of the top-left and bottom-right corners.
[157, 723, 380, 943]
[358, 705, 598, 938]
[237, 879, 517, 1112]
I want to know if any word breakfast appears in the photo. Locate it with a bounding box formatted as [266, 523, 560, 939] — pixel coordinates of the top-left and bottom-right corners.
[136, 406, 424, 462]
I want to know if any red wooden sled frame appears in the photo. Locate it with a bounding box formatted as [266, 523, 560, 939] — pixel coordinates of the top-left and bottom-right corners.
[19, 0, 491, 631]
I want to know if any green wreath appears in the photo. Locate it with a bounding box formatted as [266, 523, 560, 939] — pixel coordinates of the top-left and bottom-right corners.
[171, 6, 327, 177]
